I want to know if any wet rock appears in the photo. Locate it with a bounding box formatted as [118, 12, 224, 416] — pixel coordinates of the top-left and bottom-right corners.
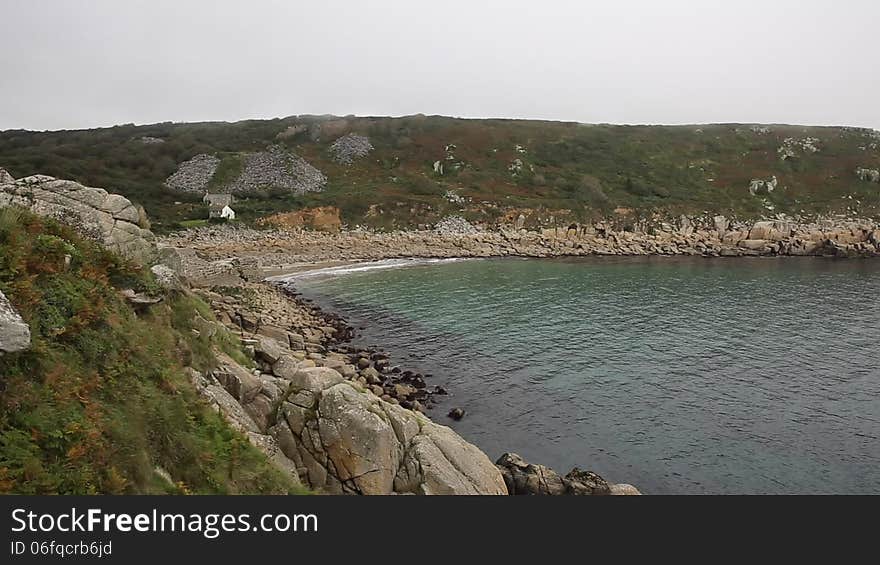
[447, 407, 465, 421]
[496, 453, 565, 495]
[496, 453, 622, 496]
[564, 468, 611, 495]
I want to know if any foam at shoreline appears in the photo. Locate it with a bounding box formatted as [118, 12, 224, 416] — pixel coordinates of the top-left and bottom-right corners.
[267, 257, 475, 282]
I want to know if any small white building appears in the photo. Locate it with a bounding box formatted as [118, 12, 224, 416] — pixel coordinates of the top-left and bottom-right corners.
[204, 193, 235, 220]
[218, 205, 235, 220]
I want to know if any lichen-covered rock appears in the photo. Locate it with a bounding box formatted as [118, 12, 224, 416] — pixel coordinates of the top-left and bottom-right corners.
[272, 366, 507, 495]
[150, 264, 182, 290]
[0, 174, 157, 265]
[212, 352, 263, 404]
[0, 290, 30, 355]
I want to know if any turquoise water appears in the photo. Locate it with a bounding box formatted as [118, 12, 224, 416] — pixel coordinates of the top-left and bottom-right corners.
[293, 257, 880, 494]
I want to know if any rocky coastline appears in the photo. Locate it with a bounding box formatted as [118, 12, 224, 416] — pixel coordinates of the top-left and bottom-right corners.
[11, 168, 878, 495]
[188, 277, 640, 495]
[159, 215, 880, 281]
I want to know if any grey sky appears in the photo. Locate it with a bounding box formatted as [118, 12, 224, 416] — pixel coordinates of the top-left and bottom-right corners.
[1, 0, 878, 131]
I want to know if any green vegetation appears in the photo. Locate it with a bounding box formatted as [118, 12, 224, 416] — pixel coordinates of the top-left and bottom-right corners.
[1, 116, 878, 232]
[207, 153, 245, 190]
[0, 209, 303, 494]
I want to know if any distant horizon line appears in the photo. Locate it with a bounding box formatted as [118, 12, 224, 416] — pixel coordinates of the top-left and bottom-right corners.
[2, 113, 878, 134]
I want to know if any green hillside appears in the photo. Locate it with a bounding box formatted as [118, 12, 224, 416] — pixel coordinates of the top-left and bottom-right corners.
[1, 115, 878, 232]
[0, 208, 302, 494]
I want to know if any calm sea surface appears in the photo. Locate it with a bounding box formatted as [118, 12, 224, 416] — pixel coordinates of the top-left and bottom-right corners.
[292, 257, 880, 494]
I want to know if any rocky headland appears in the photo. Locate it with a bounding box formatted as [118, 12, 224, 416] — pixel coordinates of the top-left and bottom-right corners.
[0, 170, 157, 265]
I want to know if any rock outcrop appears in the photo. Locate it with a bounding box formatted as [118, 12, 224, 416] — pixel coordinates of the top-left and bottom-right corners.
[191, 342, 507, 494]
[0, 290, 30, 355]
[270, 365, 507, 494]
[185, 282, 508, 495]
[496, 452, 640, 495]
[748, 175, 778, 195]
[0, 172, 158, 265]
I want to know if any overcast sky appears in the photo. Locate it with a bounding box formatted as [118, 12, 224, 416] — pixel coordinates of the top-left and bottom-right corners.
[1, 0, 878, 131]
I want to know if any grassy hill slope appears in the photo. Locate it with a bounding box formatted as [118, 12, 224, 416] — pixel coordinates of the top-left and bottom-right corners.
[1, 115, 878, 232]
[0, 208, 301, 494]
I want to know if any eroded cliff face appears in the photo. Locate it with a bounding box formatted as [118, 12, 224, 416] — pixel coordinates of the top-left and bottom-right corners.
[0, 170, 157, 265]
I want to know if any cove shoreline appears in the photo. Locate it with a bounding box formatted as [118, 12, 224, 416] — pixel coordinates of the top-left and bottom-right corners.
[162, 224, 880, 495]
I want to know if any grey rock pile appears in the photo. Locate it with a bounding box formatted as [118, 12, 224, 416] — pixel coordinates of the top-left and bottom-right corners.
[0, 172, 158, 265]
[329, 134, 373, 165]
[434, 215, 480, 235]
[164, 154, 220, 193]
[225, 146, 326, 195]
[0, 290, 30, 355]
[856, 167, 880, 183]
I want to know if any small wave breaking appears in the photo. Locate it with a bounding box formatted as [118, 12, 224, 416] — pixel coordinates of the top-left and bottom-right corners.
[268, 257, 474, 282]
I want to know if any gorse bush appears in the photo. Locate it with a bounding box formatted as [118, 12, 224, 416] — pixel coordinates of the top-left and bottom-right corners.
[0, 211, 302, 494]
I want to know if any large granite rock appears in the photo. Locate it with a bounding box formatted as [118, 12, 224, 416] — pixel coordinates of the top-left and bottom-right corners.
[0, 172, 157, 265]
[270, 366, 508, 495]
[0, 290, 30, 355]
